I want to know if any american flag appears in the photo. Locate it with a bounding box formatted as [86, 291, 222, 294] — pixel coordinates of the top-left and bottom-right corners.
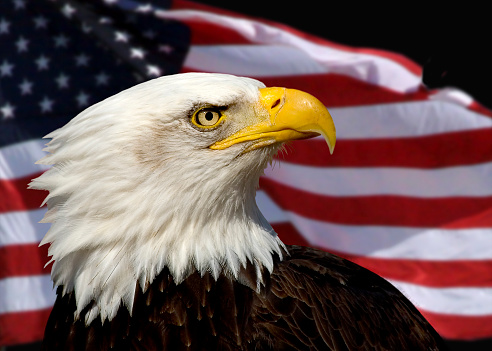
[1, 0, 492, 346]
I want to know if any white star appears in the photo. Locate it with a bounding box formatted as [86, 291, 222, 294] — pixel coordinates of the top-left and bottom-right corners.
[158, 44, 174, 54]
[35, 55, 50, 70]
[75, 53, 90, 66]
[114, 31, 130, 43]
[130, 47, 145, 59]
[16, 36, 29, 53]
[0, 60, 14, 76]
[1, 102, 15, 120]
[104, 0, 119, 4]
[146, 65, 162, 77]
[0, 18, 10, 34]
[61, 3, 76, 18]
[54, 34, 69, 48]
[55, 73, 70, 89]
[95, 72, 109, 85]
[19, 78, 33, 95]
[13, 0, 26, 10]
[39, 97, 54, 113]
[33, 15, 48, 29]
[76, 91, 90, 107]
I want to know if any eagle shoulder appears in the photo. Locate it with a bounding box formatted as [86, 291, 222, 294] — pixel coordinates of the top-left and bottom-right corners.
[250, 245, 447, 350]
[41, 246, 447, 350]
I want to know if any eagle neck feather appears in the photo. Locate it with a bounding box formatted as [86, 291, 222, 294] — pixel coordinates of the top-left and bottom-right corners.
[33, 139, 284, 325]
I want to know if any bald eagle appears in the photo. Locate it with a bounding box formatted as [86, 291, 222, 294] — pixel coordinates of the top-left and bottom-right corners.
[31, 73, 445, 350]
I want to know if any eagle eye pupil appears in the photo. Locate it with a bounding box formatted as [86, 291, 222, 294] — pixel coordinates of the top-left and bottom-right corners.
[194, 108, 222, 128]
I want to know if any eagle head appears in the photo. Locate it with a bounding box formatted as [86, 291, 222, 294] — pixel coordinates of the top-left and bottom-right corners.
[29, 73, 335, 324]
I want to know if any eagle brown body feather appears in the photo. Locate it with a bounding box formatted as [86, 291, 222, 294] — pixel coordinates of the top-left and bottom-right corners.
[42, 245, 446, 350]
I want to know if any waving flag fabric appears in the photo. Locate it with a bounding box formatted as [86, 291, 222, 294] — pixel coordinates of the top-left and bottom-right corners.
[1, 0, 491, 346]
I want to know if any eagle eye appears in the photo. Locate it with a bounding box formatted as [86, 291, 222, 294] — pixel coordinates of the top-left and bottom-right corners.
[192, 108, 224, 128]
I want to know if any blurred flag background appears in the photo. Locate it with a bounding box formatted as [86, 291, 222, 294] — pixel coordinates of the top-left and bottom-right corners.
[1, 1, 491, 350]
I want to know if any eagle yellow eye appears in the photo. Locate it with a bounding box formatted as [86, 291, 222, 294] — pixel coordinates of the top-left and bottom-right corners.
[192, 108, 223, 128]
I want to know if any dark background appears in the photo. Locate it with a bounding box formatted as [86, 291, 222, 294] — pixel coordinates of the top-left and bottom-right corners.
[4, 1, 491, 350]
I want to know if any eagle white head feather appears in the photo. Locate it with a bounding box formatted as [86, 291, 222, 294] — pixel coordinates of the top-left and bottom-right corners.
[30, 73, 335, 325]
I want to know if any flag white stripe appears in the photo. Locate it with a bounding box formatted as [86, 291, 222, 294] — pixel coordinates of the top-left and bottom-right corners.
[157, 9, 421, 92]
[184, 44, 420, 92]
[256, 192, 492, 260]
[0, 209, 48, 248]
[256, 191, 289, 223]
[289, 211, 492, 260]
[0, 139, 49, 180]
[389, 279, 492, 316]
[0, 275, 55, 314]
[185, 45, 328, 77]
[331, 100, 492, 139]
[263, 161, 492, 198]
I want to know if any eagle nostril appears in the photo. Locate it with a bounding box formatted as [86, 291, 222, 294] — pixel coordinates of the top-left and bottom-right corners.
[271, 99, 281, 109]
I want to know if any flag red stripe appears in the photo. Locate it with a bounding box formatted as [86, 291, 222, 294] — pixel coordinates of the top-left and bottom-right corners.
[420, 311, 492, 340]
[260, 74, 430, 107]
[274, 222, 492, 288]
[0, 308, 51, 346]
[181, 67, 428, 107]
[0, 172, 46, 214]
[0, 244, 51, 280]
[280, 128, 492, 168]
[182, 20, 252, 45]
[337, 251, 492, 288]
[260, 178, 492, 228]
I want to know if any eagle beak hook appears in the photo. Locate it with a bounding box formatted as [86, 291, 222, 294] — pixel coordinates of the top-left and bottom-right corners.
[260, 87, 336, 154]
[210, 87, 336, 154]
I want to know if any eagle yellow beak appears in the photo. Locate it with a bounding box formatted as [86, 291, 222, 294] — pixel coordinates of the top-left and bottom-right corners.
[209, 87, 336, 154]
